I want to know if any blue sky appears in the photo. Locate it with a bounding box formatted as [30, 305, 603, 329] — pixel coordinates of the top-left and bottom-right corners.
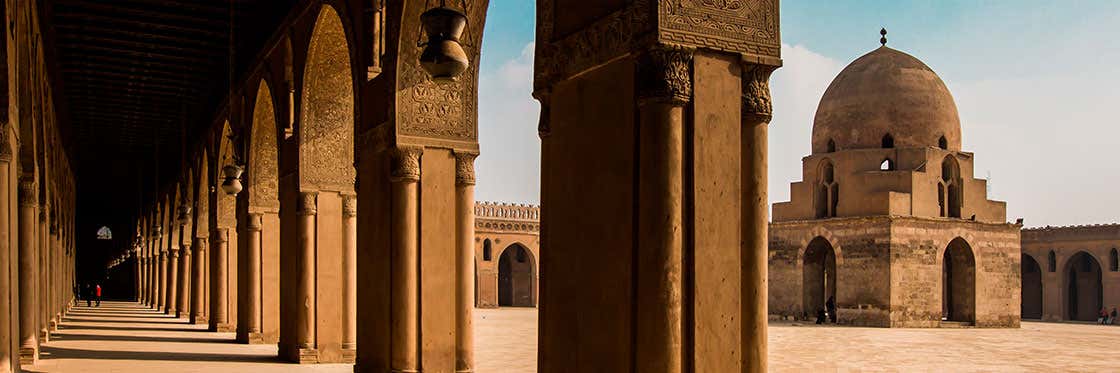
[475, 1, 1120, 227]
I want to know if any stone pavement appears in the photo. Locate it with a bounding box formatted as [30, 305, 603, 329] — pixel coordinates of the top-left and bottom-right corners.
[22, 303, 1120, 372]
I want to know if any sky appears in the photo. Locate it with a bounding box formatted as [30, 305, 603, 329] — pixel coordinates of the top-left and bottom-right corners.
[474, 0, 1120, 228]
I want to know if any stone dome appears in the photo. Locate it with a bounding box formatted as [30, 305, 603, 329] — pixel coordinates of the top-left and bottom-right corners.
[811, 46, 961, 153]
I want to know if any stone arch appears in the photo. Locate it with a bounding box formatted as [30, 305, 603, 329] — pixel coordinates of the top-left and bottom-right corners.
[938, 135, 948, 150]
[826, 139, 836, 152]
[216, 121, 237, 230]
[1062, 251, 1102, 321]
[298, 4, 355, 192]
[498, 243, 536, 307]
[1048, 250, 1056, 272]
[815, 158, 837, 218]
[940, 155, 962, 218]
[881, 133, 894, 148]
[1021, 253, 1043, 319]
[1110, 248, 1118, 272]
[248, 79, 280, 209]
[942, 237, 975, 323]
[483, 238, 492, 261]
[802, 236, 836, 319]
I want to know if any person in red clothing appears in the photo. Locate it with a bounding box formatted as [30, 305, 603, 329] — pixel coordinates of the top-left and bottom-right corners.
[95, 284, 102, 307]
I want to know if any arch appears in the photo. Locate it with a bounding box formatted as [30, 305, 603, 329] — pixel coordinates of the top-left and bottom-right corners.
[498, 243, 536, 307]
[802, 236, 837, 319]
[1021, 254, 1043, 319]
[1048, 250, 1056, 272]
[1063, 251, 1102, 321]
[942, 237, 975, 322]
[1110, 248, 1118, 272]
[938, 135, 948, 150]
[826, 139, 836, 152]
[815, 159, 837, 219]
[940, 155, 962, 218]
[483, 239, 492, 261]
[216, 120, 237, 229]
[879, 158, 894, 171]
[249, 80, 280, 209]
[881, 133, 894, 148]
[299, 5, 355, 191]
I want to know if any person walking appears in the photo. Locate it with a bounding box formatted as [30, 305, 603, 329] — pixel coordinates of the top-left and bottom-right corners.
[1110, 308, 1118, 325]
[73, 284, 81, 306]
[1098, 308, 1108, 324]
[826, 296, 838, 324]
[95, 284, 102, 307]
[84, 284, 92, 307]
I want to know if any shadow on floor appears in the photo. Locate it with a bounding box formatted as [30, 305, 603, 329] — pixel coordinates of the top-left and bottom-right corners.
[48, 332, 234, 344]
[37, 345, 281, 363]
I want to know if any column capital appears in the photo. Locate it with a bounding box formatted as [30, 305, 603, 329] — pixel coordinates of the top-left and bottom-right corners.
[342, 194, 357, 218]
[18, 177, 36, 207]
[297, 192, 318, 216]
[389, 146, 423, 183]
[169, 247, 180, 258]
[637, 45, 694, 105]
[740, 63, 778, 124]
[247, 212, 264, 232]
[212, 228, 229, 243]
[454, 152, 478, 186]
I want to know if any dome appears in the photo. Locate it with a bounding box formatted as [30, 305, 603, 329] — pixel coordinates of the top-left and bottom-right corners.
[811, 46, 961, 153]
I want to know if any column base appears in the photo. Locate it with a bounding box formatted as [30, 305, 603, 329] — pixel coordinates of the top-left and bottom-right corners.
[342, 348, 356, 364]
[49, 318, 59, 332]
[236, 332, 265, 344]
[190, 315, 209, 325]
[19, 346, 38, 365]
[209, 323, 236, 333]
[39, 328, 49, 343]
[281, 345, 320, 364]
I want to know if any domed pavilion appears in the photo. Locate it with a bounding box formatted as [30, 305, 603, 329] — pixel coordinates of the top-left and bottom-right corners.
[768, 40, 1021, 328]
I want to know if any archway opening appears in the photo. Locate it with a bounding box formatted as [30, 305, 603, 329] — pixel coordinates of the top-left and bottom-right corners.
[1021, 254, 1043, 319]
[942, 238, 975, 322]
[881, 133, 894, 148]
[815, 159, 837, 218]
[941, 156, 962, 218]
[1063, 251, 1102, 321]
[498, 243, 535, 307]
[802, 237, 836, 319]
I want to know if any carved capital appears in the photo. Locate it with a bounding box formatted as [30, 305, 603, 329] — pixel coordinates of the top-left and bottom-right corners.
[637, 46, 694, 104]
[454, 152, 478, 186]
[18, 178, 36, 207]
[211, 228, 229, 244]
[297, 192, 318, 216]
[247, 213, 264, 232]
[169, 247, 180, 258]
[342, 194, 357, 218]
[389, 146, 423, 183]
[0, 127, 11, 162]
[741, 63, 778, 124]
[194, 238, 207, 253]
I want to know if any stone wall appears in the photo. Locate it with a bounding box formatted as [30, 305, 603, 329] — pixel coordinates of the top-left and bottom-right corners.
[1021, 224, 1120, 321]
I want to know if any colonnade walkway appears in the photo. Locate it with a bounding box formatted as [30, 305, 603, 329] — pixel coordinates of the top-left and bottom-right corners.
[22, 301, 351, 373]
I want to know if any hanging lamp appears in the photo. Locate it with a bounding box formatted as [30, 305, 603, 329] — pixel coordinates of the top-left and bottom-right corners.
[419, 0, 469, 82]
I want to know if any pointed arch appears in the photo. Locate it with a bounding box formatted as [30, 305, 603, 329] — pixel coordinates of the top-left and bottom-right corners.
[1063, 251, 1103, 321]
[1110, 248, 1118, 272]
[881, 133, 894, 148]
[802, 236, 837, 319]
[249, 80, 280, 209]
[299, 5, 355, 192]
[498, 243, 537, 307]
[940, 155, 962, 218]
[815, 158, 837, 218]
[938, 135, 948, 150]
[942, 237, 975, 323]
[1021, 254, 1042, 319]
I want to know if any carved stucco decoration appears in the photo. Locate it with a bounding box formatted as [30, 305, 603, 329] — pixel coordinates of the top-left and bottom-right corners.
[297, 192, 318, 216]
[249, 81, 280, 209]
[533, 0, 655, 94]
[741, 63, 776, 123]
[396, 1, 488, 144]
[454, 151, 477, 186]
[637, 46, 693, 104]
[300, 6, 356, 193]
[658, 0, 780, 59]
[342, 194, 357, 218]
[389, 146, 423, 183]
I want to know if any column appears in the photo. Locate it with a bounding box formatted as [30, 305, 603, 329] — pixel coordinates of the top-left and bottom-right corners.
[0, 150, 12, 371]
[210, 228, 232, 332]
[294, 192, 317, 358]
[177, 234, 192, 318]
[157, 227, 167, 310]
[740, 63, 775, 373]
[634, 46, 688, 373]
[18, 178, 38, 364]
[390, 147, 420, 372]
[165, 246, 179, 315]
[238, 214, 262, 342]
[191, 237, 208, 324]
[38, 207, 48, 342]
[341, 195, 357, 352]
[454, 152, 476, 373]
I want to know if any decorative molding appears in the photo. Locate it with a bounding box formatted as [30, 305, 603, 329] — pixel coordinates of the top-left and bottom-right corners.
[454, 152, 478, 186]
[342, 194, 357, 218]
[297, 192, 318, 216]
[0, 125, 11, 162]
[474, 201, 540, 234]
[741, 63, 777, 123]
[658, 0, 781, 61]
[637, 46, 694, 104]
[389, 146, 423, 183]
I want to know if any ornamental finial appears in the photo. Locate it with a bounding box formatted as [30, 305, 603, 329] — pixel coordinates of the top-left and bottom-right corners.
[880, 28, 887, 46]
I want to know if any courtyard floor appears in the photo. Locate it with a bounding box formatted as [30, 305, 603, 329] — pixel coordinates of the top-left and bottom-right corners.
[22, 303, 1120, 372]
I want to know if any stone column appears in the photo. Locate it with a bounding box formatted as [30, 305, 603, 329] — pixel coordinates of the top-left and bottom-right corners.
[454, 152, 477, 373]
[138, 254, 146, 303]
[210, 228, 232, 332]
[0, 152, 12, 371]
[341, 195, 357, 352]
[18, 178, 38, 364]
[38, 207, 48, 342]
[165, 246, 179, 315]
[191, 237, 208, 324]
[178, 234, 192, 318]
[633, 47, 689, 373]
[239, 213, 262, 342]
[295, 192, 317, 358]
[740, 63, 775, 373]
[157, 227, 167, 310]
[390, 147, 420, 372]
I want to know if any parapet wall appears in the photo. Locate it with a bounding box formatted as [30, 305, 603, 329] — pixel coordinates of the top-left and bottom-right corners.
[1022, 224, 1120, 243]
[475, 202, 540, 234]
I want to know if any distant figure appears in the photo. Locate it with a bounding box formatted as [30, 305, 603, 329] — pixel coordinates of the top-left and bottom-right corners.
[815, 308, 827, 324]
[84, 284, 92, 307]
[826, 296, 838, 324]
[1098, 308, 1108, 324]
[95, 284, 102, 307]
[1110, 308, 1118, 325]
[73, 284, 80, 306]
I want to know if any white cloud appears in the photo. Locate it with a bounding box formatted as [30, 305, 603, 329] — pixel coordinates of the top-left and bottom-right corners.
[476, 42, 541, 204]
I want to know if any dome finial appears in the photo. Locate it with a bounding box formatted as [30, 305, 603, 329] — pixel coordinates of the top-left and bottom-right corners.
[880, 28, 888, 46]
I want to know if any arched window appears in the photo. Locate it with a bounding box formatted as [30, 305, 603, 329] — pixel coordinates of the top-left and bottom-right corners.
[826, 139, 836, 152]
[483, 239, 493, 261]
[940, 155, 962, 218]
[815, 159, 838, 219]
[96, 226, 112, 240]
[880, 158, 894, 171]
[1110, 248, 1118, 272]
[881, 133, 894, 148]
[1048, 250, 1056, 272]
[938, 136, 948, 150]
